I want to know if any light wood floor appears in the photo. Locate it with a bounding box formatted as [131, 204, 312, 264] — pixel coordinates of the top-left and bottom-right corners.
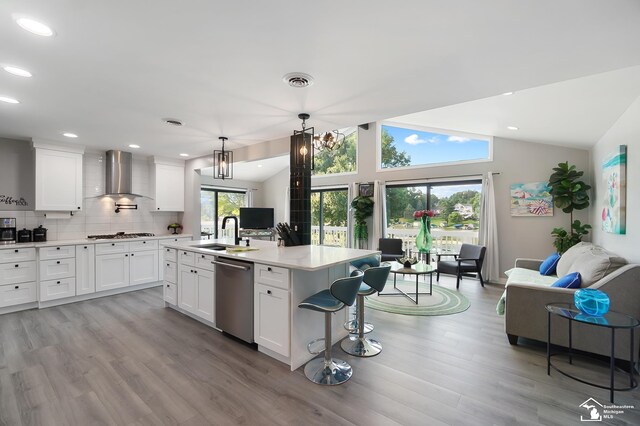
[1, 278, 639, 426]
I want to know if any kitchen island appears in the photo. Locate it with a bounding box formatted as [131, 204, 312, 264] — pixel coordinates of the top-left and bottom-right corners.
[161, 238, 379, 370]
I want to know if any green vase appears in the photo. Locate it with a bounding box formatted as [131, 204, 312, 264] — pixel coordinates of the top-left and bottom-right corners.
[416, 217, 432, 253]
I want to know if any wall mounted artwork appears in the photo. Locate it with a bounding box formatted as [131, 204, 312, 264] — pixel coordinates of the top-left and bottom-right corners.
[510, 182, 553, 216]
[601, 145, 626, 234]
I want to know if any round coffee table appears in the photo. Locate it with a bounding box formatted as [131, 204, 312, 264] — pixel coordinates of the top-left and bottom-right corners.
[379, 262, 436, 304]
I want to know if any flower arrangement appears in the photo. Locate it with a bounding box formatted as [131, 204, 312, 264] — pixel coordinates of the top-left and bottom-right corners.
[413, 209, 435, 219]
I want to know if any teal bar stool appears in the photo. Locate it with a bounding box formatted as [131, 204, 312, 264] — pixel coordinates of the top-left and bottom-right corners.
[344, 255, 381, 334]
[341, 265, 391, 357]
[298, 270, 364, 385]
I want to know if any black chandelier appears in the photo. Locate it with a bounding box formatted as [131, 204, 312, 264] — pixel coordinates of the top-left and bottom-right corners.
[214, 136, 233, 180]
[313, 129, 345, 151]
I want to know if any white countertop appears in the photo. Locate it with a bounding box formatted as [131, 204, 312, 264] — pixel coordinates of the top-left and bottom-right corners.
[165, 239, 380, 271]
[1, 234, 193, 249]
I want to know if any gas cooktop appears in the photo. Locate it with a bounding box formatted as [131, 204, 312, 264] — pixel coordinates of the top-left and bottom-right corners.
[87, 232, 155, 240]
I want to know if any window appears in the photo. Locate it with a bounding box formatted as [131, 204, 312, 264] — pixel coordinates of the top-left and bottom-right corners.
[385, 181, 481, 255]
[380, 123, 491, 169]
[311, 188, 349, 247]
[201, 187, 247, 238]
[313, 127, 357, 176]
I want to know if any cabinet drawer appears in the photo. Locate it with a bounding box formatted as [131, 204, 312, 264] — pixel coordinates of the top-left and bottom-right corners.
[255, 264, 290, 290]
[0, 247, 36, 263]
[195, 252, 216, 271]
[179, 250, 195, 266]
[159, 237, 191, 247]
[0, 261, 36, 286]
[39, 245, 76, 260]
[39, 258, 76, 281]
[254, 283, 290, 356]
[164, 282, 177, 305]
[163, 261, 177, 284]
[40, 277, 76, 302]
[0, 281, 37, 308]
[95, 242, 130, 255]
[163, 248, 177, 262]
[130, 239, 158, 252]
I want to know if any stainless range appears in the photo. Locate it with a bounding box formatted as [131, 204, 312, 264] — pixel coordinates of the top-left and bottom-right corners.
[87, 232, 155, 240]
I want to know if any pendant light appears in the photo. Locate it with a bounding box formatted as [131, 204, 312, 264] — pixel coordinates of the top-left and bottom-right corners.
[293, 113, 314, 170]
[214, 136, 233, 180]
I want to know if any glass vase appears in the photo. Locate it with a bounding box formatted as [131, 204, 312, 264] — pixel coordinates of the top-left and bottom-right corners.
[415, 217, 433, 253]
[574, 288, 610, 317]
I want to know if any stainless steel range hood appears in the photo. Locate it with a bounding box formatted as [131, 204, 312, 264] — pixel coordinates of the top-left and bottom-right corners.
[103, 150, 144, 198]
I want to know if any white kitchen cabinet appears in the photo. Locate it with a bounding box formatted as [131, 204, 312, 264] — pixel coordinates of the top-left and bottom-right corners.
[164, 282, 177, 305]
[76, 244, 95, 296]
[0, 282, 37, 308]
[95, 253, 130, 291]
[0, 261, 36, 286]
[39, 245, 75, 260]
[0, 248, 36, 263]
[129, 240, 158, 252]
[150, 158, 184, 212]
[195, 267, 214, 322]
[178, 265, 197, 313]
[163, 261, 177, 284]
[39, 258, 76, 282]
[254, 283, 290, 356]
[95, 242, 130, 255]
[40, 278, 76, 302]
[177, 263, 214, 322]
[34, 146, 84, 212]
[129, 250, 159, 286]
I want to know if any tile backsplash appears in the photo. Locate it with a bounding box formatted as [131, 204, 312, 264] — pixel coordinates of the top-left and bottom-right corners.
[3, 152, 182, 241]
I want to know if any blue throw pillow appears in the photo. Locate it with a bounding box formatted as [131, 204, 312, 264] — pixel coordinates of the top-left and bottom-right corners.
[539, 253, 561, 276]
[552, 272, 582, 288]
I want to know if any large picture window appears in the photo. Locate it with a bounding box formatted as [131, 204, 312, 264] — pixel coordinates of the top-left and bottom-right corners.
[313, 127, 357, 176]
[311, 188, 349, 247]
[385, 181, 482, 255]
[380, 123, 491, 169]
[201, 187, 247, 238]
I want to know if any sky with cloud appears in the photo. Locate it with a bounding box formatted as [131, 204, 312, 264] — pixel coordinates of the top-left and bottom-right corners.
[383, 125, 489, 166]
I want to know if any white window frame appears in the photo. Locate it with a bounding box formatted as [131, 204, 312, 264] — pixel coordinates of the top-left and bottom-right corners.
[376, 121, 493, 173]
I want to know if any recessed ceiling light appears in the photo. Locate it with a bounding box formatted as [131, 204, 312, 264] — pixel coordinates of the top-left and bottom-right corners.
[62, 132, 78, 138]
[502, 91, 514, 96]
[507, 126, 519, 130]
[257, 164, 263, 168]
[14, 16, 54, 37]
[3, 66, 32, 78]
[162, 118, 184, 126]
[0, 96, 20, 104]
[179, 153, 189, 157]
[128, 144, 140, 149]
[283, 72, 314, 88]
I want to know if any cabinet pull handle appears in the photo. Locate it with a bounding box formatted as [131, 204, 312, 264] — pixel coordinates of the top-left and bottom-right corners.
[267, 290, 272, 295]
[125, 254, 129, 257]
[167, 263, 170, 267]
[131, 253, 134, 256]
[56, 247, 60, 250]
[157, 208, 160, 210]
[14, 249, 18, 253]
[56, 261, 61, 264]
[15, 285, 19, 289]
[190, 269, 193, 273]
[267, 267, 272, 272]
[84, 246, 87, 249]
[57, 281, 61, 284]
[167, 284, 170, 287]
[201, 255, 205, 258]
[14, 264, 18, 268]
[112, 243, 115, 246]
[77, 206, 81, 210]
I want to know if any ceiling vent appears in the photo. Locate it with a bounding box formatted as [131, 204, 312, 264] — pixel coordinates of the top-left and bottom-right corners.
[283, 72, 314, 88]
[162, 118, 184, 126]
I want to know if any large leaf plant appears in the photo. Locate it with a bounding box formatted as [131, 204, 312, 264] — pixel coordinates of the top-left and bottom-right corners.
[548, 162, 592, 253]
[351, 195, 374, 248]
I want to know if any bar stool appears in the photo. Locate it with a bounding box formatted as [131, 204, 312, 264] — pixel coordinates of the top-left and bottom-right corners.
[298, 270, 364, 385]
[340, 265, 391, 357]
[344, 255, 381, 334]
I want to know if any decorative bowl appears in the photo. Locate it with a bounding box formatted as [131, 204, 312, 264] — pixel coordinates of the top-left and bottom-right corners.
[396, 256, 418, 268]
[574, 288, 610, 317]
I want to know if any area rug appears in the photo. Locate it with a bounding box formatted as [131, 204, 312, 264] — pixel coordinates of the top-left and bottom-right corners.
[364, 280, 470, 316]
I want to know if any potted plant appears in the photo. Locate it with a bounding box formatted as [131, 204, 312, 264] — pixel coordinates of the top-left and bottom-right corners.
[351, 195, 374, 249]
[548, 162, 592, 253]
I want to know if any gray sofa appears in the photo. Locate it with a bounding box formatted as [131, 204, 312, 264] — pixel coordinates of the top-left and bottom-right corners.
[502, 243, 640, 361]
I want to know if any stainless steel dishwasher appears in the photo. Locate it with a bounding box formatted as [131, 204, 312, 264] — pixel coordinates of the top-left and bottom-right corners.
[214, 257, 254, 343]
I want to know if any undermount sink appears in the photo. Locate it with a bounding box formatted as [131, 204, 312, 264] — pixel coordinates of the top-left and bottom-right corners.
[199, 244, 227, 251]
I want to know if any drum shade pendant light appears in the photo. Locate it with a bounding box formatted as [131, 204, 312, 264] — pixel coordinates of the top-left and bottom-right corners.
[214, 136, 233, 180]
[293, 113, 314, 170]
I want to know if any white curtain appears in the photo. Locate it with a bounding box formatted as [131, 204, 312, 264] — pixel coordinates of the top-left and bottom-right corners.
[372, 180, 386, 249]
[349, 182, 358, 248]
[246, 189, 254, 207]
[479, 172, 500, 283]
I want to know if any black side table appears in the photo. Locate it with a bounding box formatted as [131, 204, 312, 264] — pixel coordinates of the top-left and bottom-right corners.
[546, 303, 639, 403]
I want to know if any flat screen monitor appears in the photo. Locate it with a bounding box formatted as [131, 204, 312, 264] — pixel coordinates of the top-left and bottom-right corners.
[239, 208, 274, 229]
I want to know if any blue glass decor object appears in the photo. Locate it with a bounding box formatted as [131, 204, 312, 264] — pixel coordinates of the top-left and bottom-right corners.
[574, 288, 610, 316]
[575, 313, 609, 326]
